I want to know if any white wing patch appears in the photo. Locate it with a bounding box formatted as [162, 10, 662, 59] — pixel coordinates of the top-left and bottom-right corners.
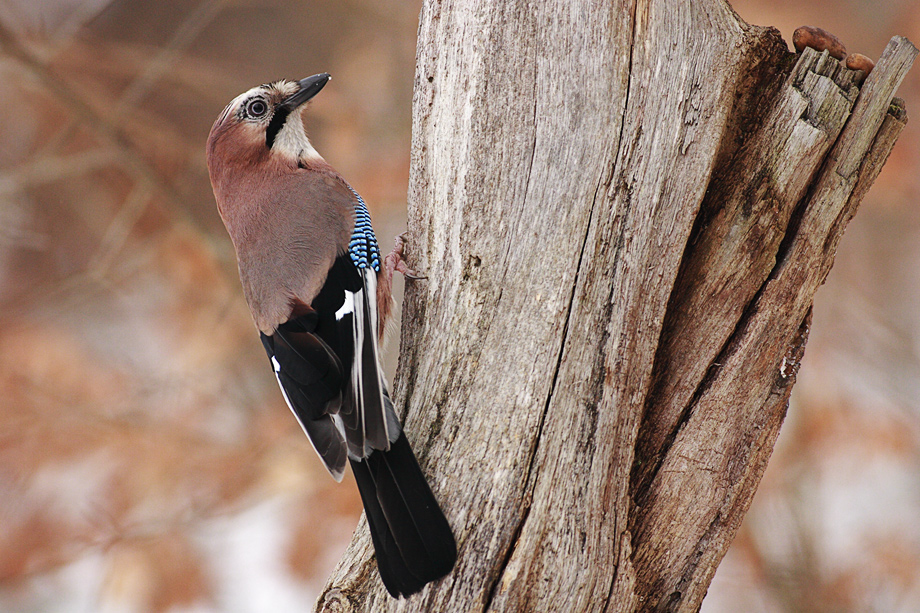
[336, 290, 355, 321]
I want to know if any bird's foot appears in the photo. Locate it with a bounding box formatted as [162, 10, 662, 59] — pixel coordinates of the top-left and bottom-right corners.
[384, 232, 427, 281]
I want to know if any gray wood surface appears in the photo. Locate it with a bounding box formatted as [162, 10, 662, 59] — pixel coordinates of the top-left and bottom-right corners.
[315, 2, 916, 611]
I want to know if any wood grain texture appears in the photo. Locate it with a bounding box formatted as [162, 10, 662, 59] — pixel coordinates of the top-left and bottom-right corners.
[633, 47, 860, 497]
[631, 37, 914, 612]
[315, 1, 916, 610]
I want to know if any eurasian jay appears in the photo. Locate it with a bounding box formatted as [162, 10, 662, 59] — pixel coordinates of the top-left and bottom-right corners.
[206, 74, 456, 597]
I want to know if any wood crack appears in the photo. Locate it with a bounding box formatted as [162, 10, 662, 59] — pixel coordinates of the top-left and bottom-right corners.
[482, 166, 605, 613]
[631, 41, 863, 504]
[629, 36, 916, 610]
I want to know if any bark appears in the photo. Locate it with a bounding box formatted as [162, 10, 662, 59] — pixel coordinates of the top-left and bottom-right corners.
[316, 1, 916, 611]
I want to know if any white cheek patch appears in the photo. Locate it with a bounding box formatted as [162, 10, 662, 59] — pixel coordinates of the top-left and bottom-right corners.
[336, 291, 355, 321]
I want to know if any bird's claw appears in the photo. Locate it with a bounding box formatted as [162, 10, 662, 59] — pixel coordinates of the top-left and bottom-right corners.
[384, 233, 427, 281]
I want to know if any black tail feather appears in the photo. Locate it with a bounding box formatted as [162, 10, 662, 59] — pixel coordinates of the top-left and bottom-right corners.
[350, 431, 457, 597]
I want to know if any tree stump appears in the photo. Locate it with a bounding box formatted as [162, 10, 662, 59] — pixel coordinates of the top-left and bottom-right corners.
[316, 1, 916, 611]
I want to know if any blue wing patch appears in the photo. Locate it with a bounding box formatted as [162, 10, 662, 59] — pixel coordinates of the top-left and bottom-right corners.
[347, 187, 381, 272]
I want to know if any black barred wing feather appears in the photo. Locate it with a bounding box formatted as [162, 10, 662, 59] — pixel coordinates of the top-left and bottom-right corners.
[263, 253, 392, 466]
[311, 255, 391, 458]
[261, 252, 457, 597]
[260, 326, 347, 480]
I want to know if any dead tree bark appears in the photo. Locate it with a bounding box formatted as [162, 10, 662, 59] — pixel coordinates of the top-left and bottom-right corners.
[316, 1, 916, 611]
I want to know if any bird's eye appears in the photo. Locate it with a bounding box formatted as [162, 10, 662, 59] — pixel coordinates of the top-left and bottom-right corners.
[246, 99, 268, 118]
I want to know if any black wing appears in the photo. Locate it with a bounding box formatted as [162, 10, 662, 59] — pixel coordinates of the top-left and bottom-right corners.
[263, 253, 456, 596]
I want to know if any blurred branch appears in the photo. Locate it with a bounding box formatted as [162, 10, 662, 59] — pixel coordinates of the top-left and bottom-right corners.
[0, 148, 120, 193]
[113, 0, 226, 118]
[0, 195, 46, 250]
[4, 387, 300, 586]
[87, 182, 154, 277]
[0, 17, 226, 255]
[44, 0, 117, 56]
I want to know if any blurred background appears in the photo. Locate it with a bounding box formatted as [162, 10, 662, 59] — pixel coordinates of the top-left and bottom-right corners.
[0, 1, 916, 612]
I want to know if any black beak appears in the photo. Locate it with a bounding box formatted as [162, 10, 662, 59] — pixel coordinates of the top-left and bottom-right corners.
[281, 73, 331, 111]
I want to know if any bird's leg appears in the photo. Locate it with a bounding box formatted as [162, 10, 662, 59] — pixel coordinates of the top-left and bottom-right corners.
[384, 232, 427, 282]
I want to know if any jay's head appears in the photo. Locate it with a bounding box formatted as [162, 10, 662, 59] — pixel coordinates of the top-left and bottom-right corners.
[207, 73, 330, 176]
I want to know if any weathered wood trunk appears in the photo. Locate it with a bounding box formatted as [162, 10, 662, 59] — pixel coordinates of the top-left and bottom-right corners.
[316, 1, 916, 611]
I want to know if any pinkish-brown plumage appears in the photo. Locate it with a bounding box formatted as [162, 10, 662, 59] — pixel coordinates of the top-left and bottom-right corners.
[206, 80, 396, 336]
[209, 146, 354, 333]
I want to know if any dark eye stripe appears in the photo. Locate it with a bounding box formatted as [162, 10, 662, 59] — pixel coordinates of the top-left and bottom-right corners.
[265, 108, 289, 149]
